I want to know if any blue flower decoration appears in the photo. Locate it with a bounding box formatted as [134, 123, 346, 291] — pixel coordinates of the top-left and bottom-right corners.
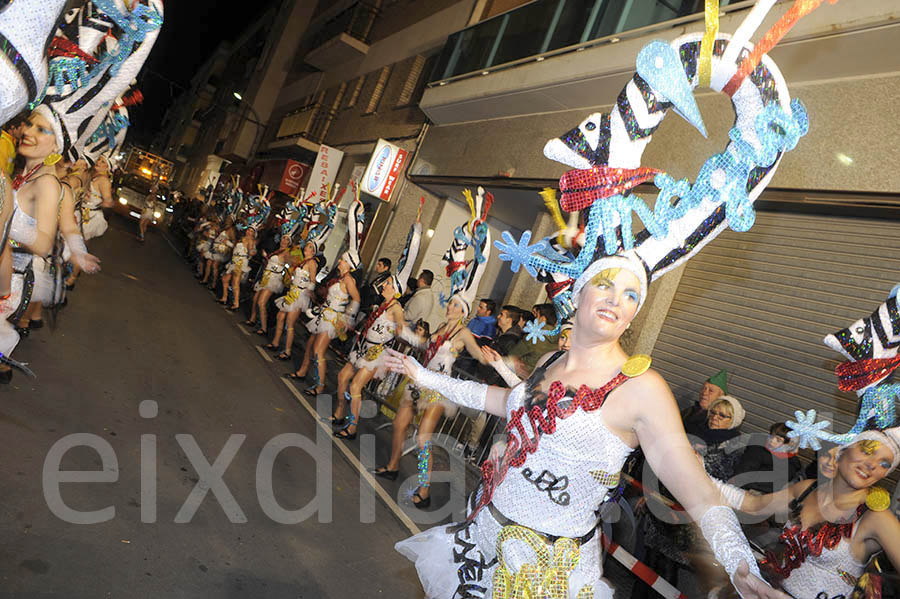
[494, 231, 549, 277]
[786, 409, 830, 451]
[522, 319, 550, 344]
[438, 291, 449, 308]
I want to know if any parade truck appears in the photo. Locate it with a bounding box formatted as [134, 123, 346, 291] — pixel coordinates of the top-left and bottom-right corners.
[112, 147, 175, 225]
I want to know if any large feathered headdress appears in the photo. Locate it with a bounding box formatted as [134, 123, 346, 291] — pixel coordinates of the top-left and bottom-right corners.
[495, 0, 824, 342]
[441, 187, 492, 318]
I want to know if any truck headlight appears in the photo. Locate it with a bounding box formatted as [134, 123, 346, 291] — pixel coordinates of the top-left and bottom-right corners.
[153, 211, 162, 219]
[119, 197, 128, 205]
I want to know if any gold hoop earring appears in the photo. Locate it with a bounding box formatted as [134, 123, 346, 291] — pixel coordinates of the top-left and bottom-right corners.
[44, 153, 62, 167]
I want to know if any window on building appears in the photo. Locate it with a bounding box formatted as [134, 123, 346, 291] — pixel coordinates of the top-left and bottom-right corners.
[343, 76, 366, 110]
[363, 66, 392, 115]
[395, 55, 428, 107]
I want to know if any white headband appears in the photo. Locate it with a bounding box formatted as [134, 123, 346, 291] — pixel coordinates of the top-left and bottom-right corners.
[572, 251, 649, 314]
[31, 104, 66, 154]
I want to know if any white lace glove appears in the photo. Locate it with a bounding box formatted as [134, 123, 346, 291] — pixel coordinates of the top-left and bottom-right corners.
[711, 478, 747, 510]
[699, 506, 763, 594]
[383, 349, 488, 410]
[491, 357, 522, 387]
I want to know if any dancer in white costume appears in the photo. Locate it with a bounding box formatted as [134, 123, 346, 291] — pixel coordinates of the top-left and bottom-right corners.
[373, 189, 492, 508]
[330, 207, 424, 436]
[267, 241, 318, 360]
[291, 194, 364, 395]
[245, 235, 291, 332]
[64, 157, 109, 289]
[218, 227, 256, 310]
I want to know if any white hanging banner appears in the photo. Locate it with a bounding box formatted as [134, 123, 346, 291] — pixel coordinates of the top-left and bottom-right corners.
[307, 144, 344, 203]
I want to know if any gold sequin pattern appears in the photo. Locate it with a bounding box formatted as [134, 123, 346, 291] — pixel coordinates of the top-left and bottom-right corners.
[589, 470, 620, 487]
[491, 525, 593, 599]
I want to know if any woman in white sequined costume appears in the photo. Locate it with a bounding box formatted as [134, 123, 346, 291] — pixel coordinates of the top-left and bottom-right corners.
[373, 294, 488, 506]
[217, 228, 256, 310]
[714, 429, 900, 598]
[245, 235, 291, 333]
[384, 256, 785, 599]
[200, 223, 235, 289]
[290, 253, 360, 396]
[331, 275, 413, 439]
[267, 241, 318, 360]
[0, 109, 71, 381]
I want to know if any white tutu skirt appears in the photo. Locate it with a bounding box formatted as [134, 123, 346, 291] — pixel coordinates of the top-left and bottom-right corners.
[225, 262, 250, 276]
[275, 289, 311, 313]
[0, 273, 25, 355]
[82, 211, 108, 240]
[306, 307, 344, 339]
[348, 341, 389, 374]
[254, 273, 284, 295]
[211, 253, 230, 263]
[396, 502, 613, 599]
[197, 240, 211, 254]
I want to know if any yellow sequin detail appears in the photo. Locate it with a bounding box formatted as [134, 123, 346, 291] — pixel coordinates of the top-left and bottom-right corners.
[364, 344, 385, 362]
[866, 487, 891, 512]
[622, 354, 651, 378]
[589, 469, 620, 487]
[492, 525, 592, 599]
[283, 287, 300, 305]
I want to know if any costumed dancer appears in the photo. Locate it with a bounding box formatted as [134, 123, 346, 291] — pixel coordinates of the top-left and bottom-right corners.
[291, 186, 361, 396]
[201, 220, 236, 290]
[0, 107, 72, 381]
[330, 198, 425, 438]
[265, 239, 319, 360]
[66, 156, 113, 288]
[267, 189, 340, 357]
[744, 282, 900, 599]
[372, 188, 493, 508]
[245, 235, 291, 332]
[138, 181, 159, 242]
[217, 227, 257, 310]
[382, 1, 820, 595]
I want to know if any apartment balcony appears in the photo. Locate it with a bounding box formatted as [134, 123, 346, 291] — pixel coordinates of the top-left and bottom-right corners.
[420, 0, 900, 125]
[267, 102, 336, 155]
[304, 2, 378, 72]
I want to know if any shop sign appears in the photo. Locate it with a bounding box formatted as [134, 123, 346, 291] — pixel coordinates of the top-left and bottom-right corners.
[278, 160, 309, 196]
[362, 139, 408, 202]
[307, 145, 344, 203]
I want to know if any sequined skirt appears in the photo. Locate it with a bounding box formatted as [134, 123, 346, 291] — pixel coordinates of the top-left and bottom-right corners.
[275, 288, 311, 313]
[306, 307, 344, 338]
[348, 339, 390, 373]
[396, 498, 613, 599]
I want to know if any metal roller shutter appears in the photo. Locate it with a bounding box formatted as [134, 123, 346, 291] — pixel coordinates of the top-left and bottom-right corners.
[653, 211, 900, 436]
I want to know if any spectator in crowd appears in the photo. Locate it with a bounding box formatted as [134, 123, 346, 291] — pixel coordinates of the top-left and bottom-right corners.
[492, 304, 523, 356]
[682, 369, 728, 433]
[467, 299, 497, 339]
[506, 303, 558, 378]
[0, 112, 26, 175]
[733, 422, 802, 494]
[691, 395, 746, 481]
[404, 269, 434, 325]
[515, 307, 530, 331]
[803, 441, 838, 480]
[360, 257, 391, 313]
[399, 277, 418, 306]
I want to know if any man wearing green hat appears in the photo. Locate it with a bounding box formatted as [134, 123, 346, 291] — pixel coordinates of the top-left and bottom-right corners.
[682, 369, 727, 434]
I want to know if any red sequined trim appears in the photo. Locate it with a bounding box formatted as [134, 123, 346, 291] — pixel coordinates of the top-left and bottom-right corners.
[559, 166, 660, 212]
[546, 279, 574, 298]
[836, 356, 900, 392]
[763, 506, 863, 581]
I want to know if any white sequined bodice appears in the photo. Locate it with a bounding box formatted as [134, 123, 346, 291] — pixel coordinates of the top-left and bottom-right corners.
[363, 309, 397, 344]
[490, 382, 635, 538]
[780, 520, 867, 599]
[86, 182, 104, 210]
[292, 266, 312, 291]
[324, 281, 349, 311]
[10, 197, 37, 271]
[231, 242, 248, 262]
[264, 255, 283, 275]
[425, 338, 458, 374]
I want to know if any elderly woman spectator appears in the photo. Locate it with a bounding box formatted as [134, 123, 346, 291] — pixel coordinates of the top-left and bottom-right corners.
[681, 369, 728, 432]
[689, 395, 746, 481]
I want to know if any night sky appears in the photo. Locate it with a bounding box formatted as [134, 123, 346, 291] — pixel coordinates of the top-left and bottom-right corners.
[129, 0, 278, 148]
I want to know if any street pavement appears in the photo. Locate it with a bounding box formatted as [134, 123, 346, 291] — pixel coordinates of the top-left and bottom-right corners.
[0, 216, 425, 598]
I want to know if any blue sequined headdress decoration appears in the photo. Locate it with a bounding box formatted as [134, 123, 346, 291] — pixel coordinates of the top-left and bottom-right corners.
[495, 5, 809, 344]
[788, 283, 900, 450]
